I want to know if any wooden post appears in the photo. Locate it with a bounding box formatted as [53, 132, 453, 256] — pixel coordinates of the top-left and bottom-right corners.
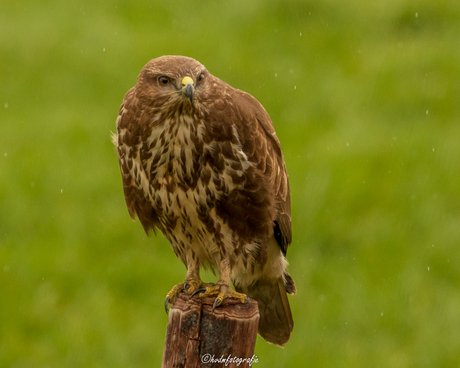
[162, 293, 259, 368]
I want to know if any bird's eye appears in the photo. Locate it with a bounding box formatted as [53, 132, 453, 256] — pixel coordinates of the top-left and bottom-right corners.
[197, 73, 205, 84]
[158, 76, 170, 86]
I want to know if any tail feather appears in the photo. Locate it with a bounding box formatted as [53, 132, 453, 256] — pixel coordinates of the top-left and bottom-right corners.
[284, 271, 297, 295]
[236, 274, 294, 346]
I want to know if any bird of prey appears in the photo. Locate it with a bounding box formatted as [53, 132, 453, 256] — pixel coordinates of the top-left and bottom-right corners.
[113, 55, 296, 346]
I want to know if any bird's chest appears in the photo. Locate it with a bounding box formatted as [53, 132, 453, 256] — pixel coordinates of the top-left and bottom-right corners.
[146, 120, 197, 186]
[142, 118, 211, 228]
[134, 116, 255, 266]
[139, 116, 250, 252]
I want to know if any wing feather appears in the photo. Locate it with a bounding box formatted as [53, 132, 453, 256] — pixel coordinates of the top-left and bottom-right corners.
[115, 87, 158, 234]
[212, 85, 292, 254]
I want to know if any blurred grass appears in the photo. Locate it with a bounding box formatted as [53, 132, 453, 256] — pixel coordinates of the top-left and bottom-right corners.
[1, 0, 460, 366]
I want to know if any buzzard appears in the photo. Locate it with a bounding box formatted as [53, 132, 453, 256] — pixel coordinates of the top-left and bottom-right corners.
[113, 55, 296, 346]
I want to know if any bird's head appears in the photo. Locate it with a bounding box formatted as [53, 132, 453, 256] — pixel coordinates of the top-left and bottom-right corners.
[135, 55, 213, 113]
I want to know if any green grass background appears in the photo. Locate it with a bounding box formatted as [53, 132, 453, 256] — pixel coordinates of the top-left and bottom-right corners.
[1, 0, 460, 366]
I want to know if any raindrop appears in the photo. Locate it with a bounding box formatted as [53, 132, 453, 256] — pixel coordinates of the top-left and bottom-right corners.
[4, 152, 7, 157]
[60, 189, 63, 193]
[274, 73, 278, 77]
[415, 12, 418, 18]
[103, 48, 106, 52]
[427, 266, 430, 271]
[426, 110, 429, 115]
[300, 32, 302, 36]
[294, 86, 296, 90]
[4, 103, 8, 109]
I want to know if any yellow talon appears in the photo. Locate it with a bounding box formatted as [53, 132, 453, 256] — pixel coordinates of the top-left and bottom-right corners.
[195, 282, 249, 312]
[164, 276, 206, 313]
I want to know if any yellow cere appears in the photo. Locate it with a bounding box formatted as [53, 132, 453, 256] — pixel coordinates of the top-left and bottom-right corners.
[181, 76, 194, 88]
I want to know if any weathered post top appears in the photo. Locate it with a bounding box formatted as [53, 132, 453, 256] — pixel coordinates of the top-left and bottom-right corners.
[162, 294, 260, 368]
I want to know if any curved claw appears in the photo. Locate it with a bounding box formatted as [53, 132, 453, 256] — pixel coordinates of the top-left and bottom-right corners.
[212, 297, 223, 313]
[164, 296, 170, 314]
[184, 283, 190, 293]
[244, 295, 250, 305]
[191, 287, 207, 298]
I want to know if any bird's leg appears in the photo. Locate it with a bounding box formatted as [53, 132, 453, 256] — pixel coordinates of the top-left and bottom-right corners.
[192, 259, 249, 312]
[182, 266, 205, 296]
[164, 255, 207, 313]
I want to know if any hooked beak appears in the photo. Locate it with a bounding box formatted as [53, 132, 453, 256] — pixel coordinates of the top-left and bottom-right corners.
[180, 76, 194, 102]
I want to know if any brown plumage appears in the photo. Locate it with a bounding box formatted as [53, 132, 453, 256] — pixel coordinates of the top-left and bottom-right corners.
[113, 55, 296, 346]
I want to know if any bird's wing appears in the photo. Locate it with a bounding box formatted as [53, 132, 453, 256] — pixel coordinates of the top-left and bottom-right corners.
[114, 87, 158, 234]
[211, 84, 292, 254]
